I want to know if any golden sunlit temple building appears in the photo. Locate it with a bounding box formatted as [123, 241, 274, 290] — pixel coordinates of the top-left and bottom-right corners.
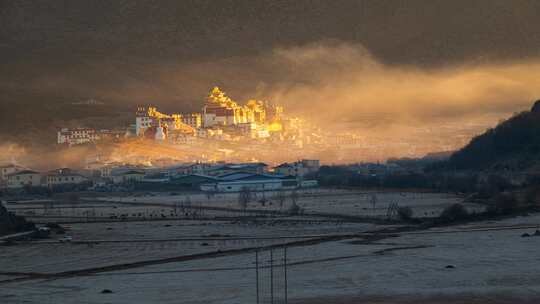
[203, 87, 281, 127]
[135, 87, 284, 141]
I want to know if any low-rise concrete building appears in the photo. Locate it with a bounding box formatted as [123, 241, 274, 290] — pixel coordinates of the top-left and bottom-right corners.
[0, 164, 25, 182]
[111, 170, 145, 184]
[206, 163, 268, 176]
[200, 173, 298, 192]
[45, 168, 89, 187]
[6, 170, 42, 188]
[274, 159, 320, 178]
[300, 180, 319, 188]
[170, 174, 220, 188]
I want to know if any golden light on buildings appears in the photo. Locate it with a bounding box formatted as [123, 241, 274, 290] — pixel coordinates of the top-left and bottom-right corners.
[268, 121, 283, 132]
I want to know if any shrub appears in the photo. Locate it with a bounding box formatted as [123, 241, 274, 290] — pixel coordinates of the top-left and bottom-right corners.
[288, 202, 301, 215]
[439, 203, 469, 222]
[525, 186, 540, 208]
[489, 192, 519, 215]
[397, 206, 413, 220]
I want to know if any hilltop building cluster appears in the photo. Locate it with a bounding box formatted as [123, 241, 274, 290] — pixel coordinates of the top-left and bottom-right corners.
[55, 86, 433, 163]
[56, 87, 299, 148]
[47, 87, 492, 164]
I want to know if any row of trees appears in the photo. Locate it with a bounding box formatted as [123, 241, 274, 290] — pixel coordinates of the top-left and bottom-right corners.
[237, 187, 301, 214]
[314, 165, 525, 194]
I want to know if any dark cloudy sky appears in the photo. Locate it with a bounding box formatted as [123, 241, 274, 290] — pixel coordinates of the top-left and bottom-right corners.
[2, 0, 540, 66]
[1, 0, 540, 147]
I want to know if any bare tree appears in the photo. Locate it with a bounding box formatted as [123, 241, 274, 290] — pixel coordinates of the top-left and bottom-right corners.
[386, 202, 399, 220]
[184, 196, 192, 209]
[290, 190, 299, 205]
[288, 190, 301, 215]
[43, 200, 54, 216]
[183, 196, 193, 217]
[276, 190, 287, 210]
[173, 202, 178, 216]
[69, 193, 79, 216]
[370, 194, 378, 213]
[238, 187, 252, 211]
[259, 191, 267, 206]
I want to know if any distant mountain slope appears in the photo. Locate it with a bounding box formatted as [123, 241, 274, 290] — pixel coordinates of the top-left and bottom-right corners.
[439, 100, 540, 170]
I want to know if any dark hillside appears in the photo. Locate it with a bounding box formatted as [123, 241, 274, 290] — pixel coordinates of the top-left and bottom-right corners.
[438, 100, 540, 171]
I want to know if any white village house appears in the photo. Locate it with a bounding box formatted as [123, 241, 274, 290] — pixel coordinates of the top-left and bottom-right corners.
[0, 164, 25, 182]
[45, 168, 89, 187]
[6, 170, 42, 188]
[273, 159, 320, 178]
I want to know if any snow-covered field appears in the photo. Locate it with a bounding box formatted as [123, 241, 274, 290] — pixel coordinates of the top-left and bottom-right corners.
[6, 189, 484, 225]
[0, 218, 373, 274]
[2, 191, 537, 304]
[92, 188, 485, 219]
[3, 215, 540, 303]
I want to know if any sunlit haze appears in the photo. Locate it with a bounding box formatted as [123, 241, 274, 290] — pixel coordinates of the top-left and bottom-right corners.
[3, 3, 540, 304]
[1, 1, 540, 168]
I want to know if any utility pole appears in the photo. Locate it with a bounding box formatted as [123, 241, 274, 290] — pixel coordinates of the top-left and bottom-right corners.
[270, 249, 274, 304]
[284, 247, 288, 304]
[256, 250, 260, 304]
